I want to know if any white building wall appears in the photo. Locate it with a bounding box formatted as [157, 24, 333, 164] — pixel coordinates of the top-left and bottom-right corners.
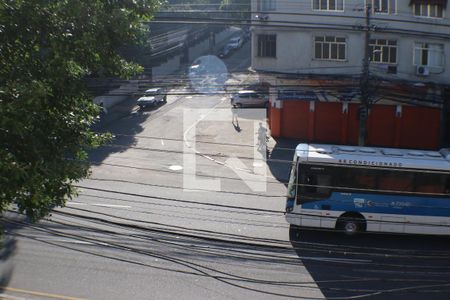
[251, 0, 450, 84]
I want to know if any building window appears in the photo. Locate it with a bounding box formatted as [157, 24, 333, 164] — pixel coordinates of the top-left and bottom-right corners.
[257, 34, 276, 58]
[257, 0, 276, 11]
[312, 0, 344, 11]
[372, 0, 396, 14]
[414, 43, 444, 67]
[369, 39, 397, 64]
[413, 3, 444, 18]
[314, 36, 346, 61]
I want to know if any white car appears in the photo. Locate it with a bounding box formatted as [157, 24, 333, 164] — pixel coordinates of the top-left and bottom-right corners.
[137, 88, 167, 109]
[227, 37, 243, 49]
[230, 90, 269, 108]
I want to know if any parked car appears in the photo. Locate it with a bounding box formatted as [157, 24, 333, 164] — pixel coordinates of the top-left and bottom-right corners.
[137, 88, 167, 109]
[230, 90, 269, 108]
[227, 37, 243, 49]
[218, 45, 233, 58]
[188, 63, 206, 77]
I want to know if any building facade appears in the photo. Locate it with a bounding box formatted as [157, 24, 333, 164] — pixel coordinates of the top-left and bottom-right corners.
[251, 0, 450, 149]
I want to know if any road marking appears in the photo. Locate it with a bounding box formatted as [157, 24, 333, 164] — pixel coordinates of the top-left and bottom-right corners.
[183, 97, 227, 146]
[66, 202, 87, 206]
[66, 202, 131, 209]
[181, 96, 276, 183]
[0, 287, 85, 300]
[169, 165, 183, 171]
[91, 204, 131, 208]
[161, 139, 165, 146]
[39, 238, 95, 245]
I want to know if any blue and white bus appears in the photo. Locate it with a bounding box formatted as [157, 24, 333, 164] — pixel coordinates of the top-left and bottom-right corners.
[285, 144, 450, 235]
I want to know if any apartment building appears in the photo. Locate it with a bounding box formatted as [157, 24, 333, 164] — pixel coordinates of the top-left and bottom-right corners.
[251, 0, 450, 149]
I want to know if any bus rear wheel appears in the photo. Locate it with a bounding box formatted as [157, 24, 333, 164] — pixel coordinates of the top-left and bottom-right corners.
[336, 215, 366, 236]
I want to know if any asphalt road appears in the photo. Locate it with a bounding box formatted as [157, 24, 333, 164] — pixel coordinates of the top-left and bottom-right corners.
[2, 40, 450, 300]
[0, 88, 323, 299]
[1, 43, 321, 299]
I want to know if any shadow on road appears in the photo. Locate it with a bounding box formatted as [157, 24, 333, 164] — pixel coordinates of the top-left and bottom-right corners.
[289, 226, 450, 300]
[1, 210, 312, 299]
[0, 217, 21, 293]
[267, 138, 302, 187]
[89, 105, 150, 164]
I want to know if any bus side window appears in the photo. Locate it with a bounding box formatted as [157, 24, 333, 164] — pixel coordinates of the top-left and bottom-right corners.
[378, 171, 414, 193]
[300, 173, 331, 199]
[333, 167, 376, 192]
[355, 172, 376, 191]
[415, 173, 445, 194]
[445, 175, 450, 194]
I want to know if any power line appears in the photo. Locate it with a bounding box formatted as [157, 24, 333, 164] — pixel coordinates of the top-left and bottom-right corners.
[73, 184, 450, 228]
[146, 14, 450, 40]
[46, 209, 450, 260]
[156, 8, 450, 29]
[9, 204, 450, 260]
[2, 218, 322, 299]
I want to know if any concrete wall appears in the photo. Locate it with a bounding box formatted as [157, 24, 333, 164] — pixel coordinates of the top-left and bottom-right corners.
[152, 55, 181, 78]
[253, 29, 363, 75]
[93, 80, 140, 109]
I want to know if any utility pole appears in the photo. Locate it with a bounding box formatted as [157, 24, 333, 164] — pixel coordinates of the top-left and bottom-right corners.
[358, 4, 371, 146]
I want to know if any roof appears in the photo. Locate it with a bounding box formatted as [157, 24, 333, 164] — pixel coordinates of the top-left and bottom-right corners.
[295, 143, 450, 172]
[144, 88, 162, 93]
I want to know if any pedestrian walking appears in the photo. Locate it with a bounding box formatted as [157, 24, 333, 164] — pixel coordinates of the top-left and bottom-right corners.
[257, 122, 268, 151]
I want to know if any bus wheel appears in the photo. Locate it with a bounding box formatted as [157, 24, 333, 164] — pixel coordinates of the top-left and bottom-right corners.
[336, 215, 366, 236]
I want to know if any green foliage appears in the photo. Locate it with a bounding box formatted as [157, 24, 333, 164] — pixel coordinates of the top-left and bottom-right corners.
[0, 0, 161, 221]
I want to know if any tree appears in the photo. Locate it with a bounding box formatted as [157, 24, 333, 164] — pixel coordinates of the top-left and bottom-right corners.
[0, 0, 161, 221]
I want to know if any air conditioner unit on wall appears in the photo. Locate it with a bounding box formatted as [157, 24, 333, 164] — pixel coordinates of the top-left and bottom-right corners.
[416, 66, 430, 76]
[254, 14, 269, 21]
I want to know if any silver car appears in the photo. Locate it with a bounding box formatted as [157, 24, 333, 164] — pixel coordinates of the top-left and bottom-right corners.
[230, 90, 269, 108]
[227, 37, 243, 49]
[137, 88, 167, 109]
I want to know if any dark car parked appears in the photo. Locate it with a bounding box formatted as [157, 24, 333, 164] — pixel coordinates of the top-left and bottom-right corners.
[218, 45, 233, 58]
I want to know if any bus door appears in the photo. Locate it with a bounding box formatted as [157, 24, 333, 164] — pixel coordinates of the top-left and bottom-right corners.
[298, 164, 332, 227]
